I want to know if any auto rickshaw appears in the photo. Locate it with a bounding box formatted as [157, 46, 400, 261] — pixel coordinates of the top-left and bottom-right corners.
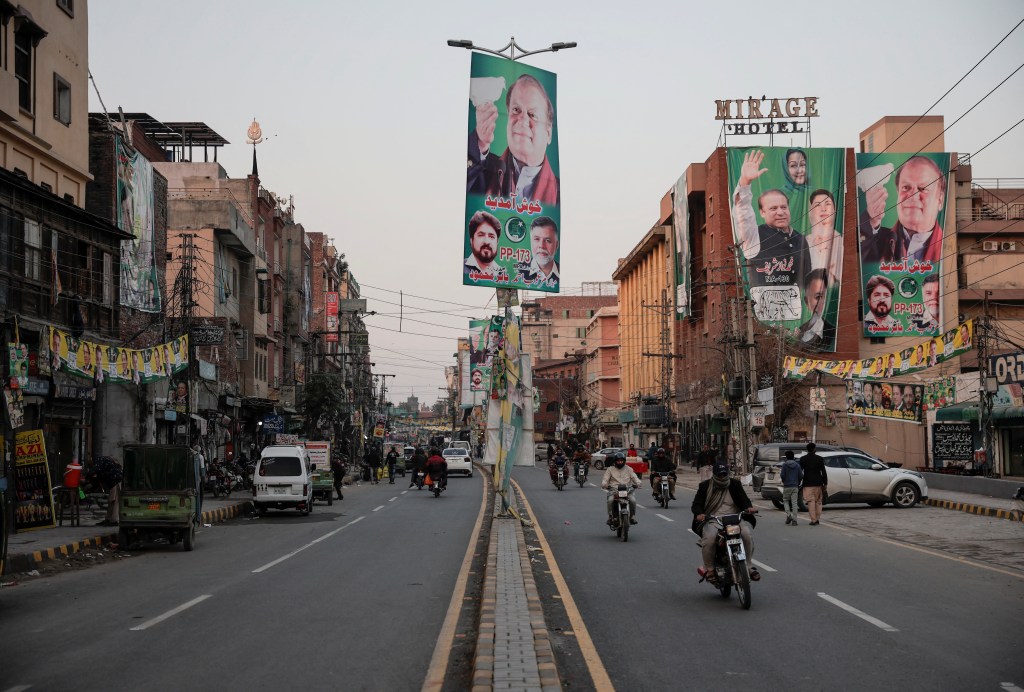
[118, 444, 199, 551]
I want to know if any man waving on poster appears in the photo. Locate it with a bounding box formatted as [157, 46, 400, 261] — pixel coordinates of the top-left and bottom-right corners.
[732, 150, 812, 307]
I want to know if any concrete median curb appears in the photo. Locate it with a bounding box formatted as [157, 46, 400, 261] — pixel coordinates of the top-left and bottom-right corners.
[921, 497, 1023, 521]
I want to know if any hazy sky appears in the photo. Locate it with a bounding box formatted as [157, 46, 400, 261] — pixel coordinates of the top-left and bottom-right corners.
[87, 0, 1024, 405]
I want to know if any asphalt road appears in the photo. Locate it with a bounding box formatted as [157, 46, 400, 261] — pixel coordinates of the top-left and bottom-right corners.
[0, 472, 484, 692]
[514, 464, 1024, 692]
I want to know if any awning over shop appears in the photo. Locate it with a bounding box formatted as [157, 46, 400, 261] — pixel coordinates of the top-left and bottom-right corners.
[935, 403, 1024, 422]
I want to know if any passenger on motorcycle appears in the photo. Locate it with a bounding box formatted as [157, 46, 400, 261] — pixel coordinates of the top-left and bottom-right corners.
[549, 449, 568, 485]
[649, 447, 676, 500]
[691, 460, 759, 584]
[601, 453, 640, 525]
[424, 448, 448, 490]
[408, 446, 428, 488]
[572, 448, 591, 482]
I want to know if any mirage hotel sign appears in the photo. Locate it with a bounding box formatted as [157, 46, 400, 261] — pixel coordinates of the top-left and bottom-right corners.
[715, 97, 819, 135]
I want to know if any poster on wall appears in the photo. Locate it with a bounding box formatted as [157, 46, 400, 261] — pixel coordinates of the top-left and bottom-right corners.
[8, 343, 28, 388]
[116, 137, 162, 312]
[726, 147, 846, 351]
[856, 152, 951, 337]
[672, 172, 691, 319]
[13, 429, 56, 532]
[846, 380, 923, 423]
[463, 52, 560, 292]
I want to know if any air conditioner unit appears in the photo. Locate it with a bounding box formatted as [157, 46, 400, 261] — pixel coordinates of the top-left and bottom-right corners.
[1001, 241, 1017, 252]
[982, 241, 998, 251]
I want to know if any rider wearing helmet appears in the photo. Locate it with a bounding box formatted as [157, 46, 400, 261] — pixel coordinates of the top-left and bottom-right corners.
[649, 447, 676, 501]
[691, 460, 759, 584]
[600, 453, 640, 525]
[549, 448, 568, 485]
[572, 446, 591, 482]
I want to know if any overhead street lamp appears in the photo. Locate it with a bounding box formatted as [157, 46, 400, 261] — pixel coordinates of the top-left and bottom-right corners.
[446, 36, 577, 61]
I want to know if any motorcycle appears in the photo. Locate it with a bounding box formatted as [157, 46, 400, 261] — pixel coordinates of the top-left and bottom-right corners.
[555, 466, 565, 491]
[653, 472, 672, 508]
[414, 469, 426, 490]
[698, 512, 755, 610]
[575, 463, 588, 488]
[431, 477, 445, 498]
[607, 484, 636, 542]
[205, 462, 232, 498]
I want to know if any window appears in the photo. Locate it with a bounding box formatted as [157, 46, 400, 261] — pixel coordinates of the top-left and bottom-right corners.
[231, 267, 239, 299]
[257, 278, 270, 313]
[57, 0, 74, 17]
[563, 310, 570, 318]
[15, 29, 33, 112]
[25, 220, 41, 281]
[53, 74, 71, 125]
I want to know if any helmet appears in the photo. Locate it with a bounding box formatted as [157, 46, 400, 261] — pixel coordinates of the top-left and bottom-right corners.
[613, 454, 626, 467]
[656, 447, 666, 455]
[429, 447, 439, 456]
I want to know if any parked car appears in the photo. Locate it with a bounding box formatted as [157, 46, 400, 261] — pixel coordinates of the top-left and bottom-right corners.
[535, 443, 556, 462]
[442, 447, 474, 477]
[590, 447, 622, 470]
[750, 442, 841, 492]
[759, 450, 928, 510]
[253, 444, 314, 516]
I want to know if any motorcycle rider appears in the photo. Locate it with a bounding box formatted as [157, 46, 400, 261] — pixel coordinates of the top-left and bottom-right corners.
[649, 447, 676, 501]
[601, 453, 640, 525]
[572, 446, 591, 483]
[549, 448, 569, 485]
[408, 446, 428, 488]
[424, 447, 448, 490]
[691, 460, 759, 584]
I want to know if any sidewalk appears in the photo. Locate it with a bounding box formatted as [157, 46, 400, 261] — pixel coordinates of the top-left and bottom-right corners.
[2, 495, 249, 576]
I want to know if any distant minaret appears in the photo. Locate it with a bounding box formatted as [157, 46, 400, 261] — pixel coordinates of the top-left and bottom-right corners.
[247, 118, 263, 177]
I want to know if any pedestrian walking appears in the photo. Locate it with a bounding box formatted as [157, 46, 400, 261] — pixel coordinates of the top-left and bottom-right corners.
[799, 442, 828, 525]
[696, 444, 715, 482]
[779, 450, 803, 525]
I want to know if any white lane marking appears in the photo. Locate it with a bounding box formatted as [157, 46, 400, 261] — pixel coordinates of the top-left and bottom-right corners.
[130, 594, 212, 631]
[817, 593, 898, 632]
[5, 685, 33, 692]
[752, 559, 777, 573]
[372, 505, 385, 512]
[1000, 683, 1024, 691]
[252, 515, 366, 573]
[656, 514, 674, 522]
[388, 497, 398, 502]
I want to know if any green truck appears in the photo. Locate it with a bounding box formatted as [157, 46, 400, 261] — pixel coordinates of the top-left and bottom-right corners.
[304, 441, 334, 506]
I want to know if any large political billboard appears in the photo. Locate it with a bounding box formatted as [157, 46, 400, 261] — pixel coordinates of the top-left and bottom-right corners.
[726, 147, 845, 351]
[856, 152, 951, 338]
[463, 52, 560, 292]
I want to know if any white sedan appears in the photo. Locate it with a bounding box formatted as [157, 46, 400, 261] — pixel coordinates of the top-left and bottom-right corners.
[442, 448, 474, 477]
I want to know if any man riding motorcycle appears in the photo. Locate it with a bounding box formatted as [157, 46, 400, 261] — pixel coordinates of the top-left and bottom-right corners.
[649, 447, 676, 501]
[549, 449, 569, 485]
[691, 460, 759, 584]
[424, 448, 448, 490]
[601, 453, 640, 525]
[408, 446, 427, 488]
[572, 447, 591, 483]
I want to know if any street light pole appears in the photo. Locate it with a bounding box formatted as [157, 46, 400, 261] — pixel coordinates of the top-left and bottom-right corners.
[447, 37, 577, 62]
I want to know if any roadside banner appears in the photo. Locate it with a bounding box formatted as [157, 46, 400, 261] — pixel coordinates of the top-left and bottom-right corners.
[845, 380, 923, 424]
[672, 172, 690, 318]
[116, 137, 161, 312]
[494, 310, 523, 512]
[42, 327, 188, 385]
[784, 319, 973, 381]
[463, 52, 560, 292]
[856, 152, 951, 338]
[726, 146, 846, 351]
[325, 292, 339, 342]
[13, 429, 56, 531]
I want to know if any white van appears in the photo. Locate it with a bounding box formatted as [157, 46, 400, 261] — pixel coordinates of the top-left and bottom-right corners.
[253, 445, 314, 516]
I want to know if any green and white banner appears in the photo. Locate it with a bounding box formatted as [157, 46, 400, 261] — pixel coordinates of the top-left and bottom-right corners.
[464, 52, 560, 292]
[672, 172, 690, 319]
[856, 152, 951, 338]
[726, 147, 846, 352]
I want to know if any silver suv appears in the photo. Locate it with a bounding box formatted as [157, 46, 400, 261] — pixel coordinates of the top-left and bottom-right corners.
[760, 451, 928, 510]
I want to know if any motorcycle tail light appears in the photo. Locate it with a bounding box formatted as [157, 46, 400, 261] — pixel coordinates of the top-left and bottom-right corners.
[726, 525, 741, 536]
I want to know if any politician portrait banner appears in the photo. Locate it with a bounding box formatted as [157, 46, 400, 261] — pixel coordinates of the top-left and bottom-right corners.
[846, 380, 923, 424]
[463, 52, 560, 293]
[726, 147, 845, 351]
[672, 172, 690, 319]
[42, 327, 189, 385]
[116, 137, 162, 313]
[856, 152, 951, 338]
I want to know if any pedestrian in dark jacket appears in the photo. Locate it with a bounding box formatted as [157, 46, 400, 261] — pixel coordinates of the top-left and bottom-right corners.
[799, 442, 828, 525]
[331, 454, 347, 500]
[779, 450, 803, 525]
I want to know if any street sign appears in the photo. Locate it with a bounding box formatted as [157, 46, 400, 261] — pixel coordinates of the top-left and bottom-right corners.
[190, 325, 225, 345]
[338, 299, 367, 312]
[988, 352, 1024, 385]
[350, 333, 368, 346]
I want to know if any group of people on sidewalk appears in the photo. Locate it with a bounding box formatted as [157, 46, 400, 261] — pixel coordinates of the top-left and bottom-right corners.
[777, 442, 828, 526]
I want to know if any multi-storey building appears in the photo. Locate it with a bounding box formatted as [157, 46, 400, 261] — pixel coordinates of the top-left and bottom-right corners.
[521, 295, 617, 365]
[582, 306, 621, 447]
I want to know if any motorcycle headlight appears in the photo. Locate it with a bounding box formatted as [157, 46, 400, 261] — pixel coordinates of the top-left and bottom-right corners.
[617, 490, 629, 498]
[725, 524, 742, 536]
